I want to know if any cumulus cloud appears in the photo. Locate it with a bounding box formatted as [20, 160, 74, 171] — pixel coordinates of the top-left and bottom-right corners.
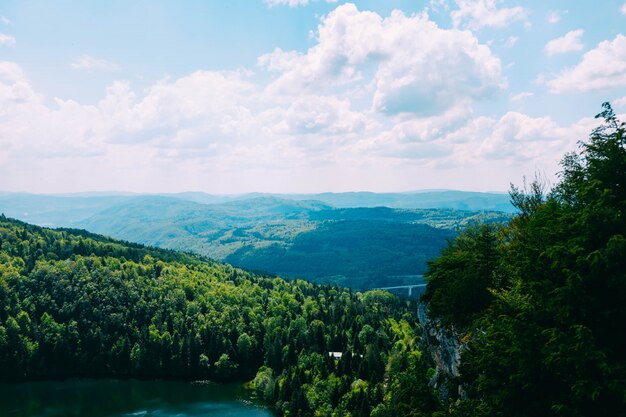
[261, 95, 368, 137]
[4, 2, 603, 194]
[547, 34, 626, 93]
[71, 55, 119, 71]
[473, 113, 563, 160]
[0, 4, 511, 192]
[0, 63, 103, 161]
[510, 91, 533, 102]
[614, 96, 626, 108]
[0, 55, 604, 194]
[264, 0, 337, 7]
[451, 0, 528, 30]
[545, 29, 584, 56]
[0, 33, 15, 47]
[428, 0, 449, 12]
[503, 36, 519, 48]
[1, 62, 259, 160]
[547, 10, 562, 24]
[362, 102, 471, 160]
[260, 3, 506, 116]
[435, 112, 596, 170]
[356, 103, 598, 185]
[103, 70, 260, 149]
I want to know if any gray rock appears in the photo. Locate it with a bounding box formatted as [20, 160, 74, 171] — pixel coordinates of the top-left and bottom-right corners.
[417, 301, 466, 404]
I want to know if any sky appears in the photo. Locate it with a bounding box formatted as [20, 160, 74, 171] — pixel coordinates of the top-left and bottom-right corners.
[1, 0, 626, 194]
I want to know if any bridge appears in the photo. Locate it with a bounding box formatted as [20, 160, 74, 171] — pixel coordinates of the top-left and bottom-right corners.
[370, 275, 428, 297]
[374, 283, 427, 297]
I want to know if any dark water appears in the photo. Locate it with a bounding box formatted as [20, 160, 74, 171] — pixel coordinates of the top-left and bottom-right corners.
[0, 379, 274, 417]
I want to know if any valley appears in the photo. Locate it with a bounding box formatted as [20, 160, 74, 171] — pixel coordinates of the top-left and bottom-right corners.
[0, 191, 511, 289]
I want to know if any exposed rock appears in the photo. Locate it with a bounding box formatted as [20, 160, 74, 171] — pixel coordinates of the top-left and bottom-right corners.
[417, 301, 466, 404]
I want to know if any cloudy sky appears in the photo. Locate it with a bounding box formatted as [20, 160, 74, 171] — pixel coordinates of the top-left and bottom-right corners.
[1, 0, 625, 194]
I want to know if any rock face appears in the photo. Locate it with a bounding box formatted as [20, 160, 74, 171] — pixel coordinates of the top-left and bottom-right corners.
[417, 301, 465, 403]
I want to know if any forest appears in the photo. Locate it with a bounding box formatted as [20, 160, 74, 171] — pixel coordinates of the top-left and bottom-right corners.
[422, 103, 626, 417]
[1, 105, 624, 417]
[0, 191, 510, 290]
[0, 215, 441, 416]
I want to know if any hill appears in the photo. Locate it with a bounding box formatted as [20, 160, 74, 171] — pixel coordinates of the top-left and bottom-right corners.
[264, 190, 514, 212]
[0, 193, 510, 289]
[0, 215, 441, 416]
[0, 190, 514, 228]
[74, 199, 509, 288]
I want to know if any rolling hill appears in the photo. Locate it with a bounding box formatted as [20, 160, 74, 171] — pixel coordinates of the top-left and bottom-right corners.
[0, 191, 512, 289]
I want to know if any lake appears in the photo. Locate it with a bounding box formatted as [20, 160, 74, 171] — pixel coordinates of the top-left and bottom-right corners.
[0, 379, 274, 417]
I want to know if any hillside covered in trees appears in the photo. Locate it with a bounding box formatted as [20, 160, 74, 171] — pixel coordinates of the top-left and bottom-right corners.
[0, 192, 509, 289]
[422, 103, 626, 417]
[2, 103, 623, 416]
[0, 216, 443, 416]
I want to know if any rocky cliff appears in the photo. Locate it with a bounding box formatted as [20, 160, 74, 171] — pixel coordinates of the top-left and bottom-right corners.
[417, 301, 466, 403]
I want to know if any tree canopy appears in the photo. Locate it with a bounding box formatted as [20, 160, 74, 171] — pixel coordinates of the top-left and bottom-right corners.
[0, 216, 440, 417]
[423, 103, 626, 417]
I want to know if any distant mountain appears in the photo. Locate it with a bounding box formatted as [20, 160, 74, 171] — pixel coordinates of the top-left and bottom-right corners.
[265, 190, 514, 212]
[0, 191, 512, 288]
[0, 193, 135, 227]
[162, 190, 515, 213]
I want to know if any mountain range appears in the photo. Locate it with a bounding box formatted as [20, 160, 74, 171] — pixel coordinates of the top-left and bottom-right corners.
[0, 190, 512, 288]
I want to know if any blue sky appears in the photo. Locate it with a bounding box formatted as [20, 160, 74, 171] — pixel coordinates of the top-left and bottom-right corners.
[1, 0, 626, 194]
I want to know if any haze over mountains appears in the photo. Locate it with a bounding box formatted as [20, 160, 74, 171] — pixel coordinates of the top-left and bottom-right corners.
[0, 190, 513, 225]
[0, 190, 512, 289]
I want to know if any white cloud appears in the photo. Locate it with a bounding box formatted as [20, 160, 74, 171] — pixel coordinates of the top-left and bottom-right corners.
[451, 0, 528, 30]
[265, 0, 310, 6]
[545, 29, 584, 56]
[264, 0, 337, 7]
[614, 96, 626, 108]
[428, 0, 449, 12]
[260, 4, 506, 116]
[0, 57, 606, 194]
[510, 91, 533, 102]
[503, 36, 519, 48]
[0, 4, 514, 193]
[4, 2, 611, 194]
[0, 61, 27, 83]
[441, 112, 596, 170]
[0, 63, 101, 161]
[261, 95, 369, 137]
[0, 16, 10, 25]
[0, 33, 15, 47]
[71, 55, 119, 71]
[621, 2, 626, 15]
[356, 105, 598, 186]
[473, 113, 561, 160]
[362, 102, 471, 159]
[547, 10, 561, 24]
[547, 34, 626, 93]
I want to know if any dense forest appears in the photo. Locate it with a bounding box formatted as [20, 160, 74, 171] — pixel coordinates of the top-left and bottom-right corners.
[68, 199, 509, 289]
[0, 191, 510, 290]
[0, 216, 441, 416]
[2, 104, 624, 417]
[422, 103, 626, 416]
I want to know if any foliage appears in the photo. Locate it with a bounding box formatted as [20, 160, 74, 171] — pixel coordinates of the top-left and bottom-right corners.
[0, 192, 510, 290]
[423, 103, 626, 417]
[422, 223, 502, 328]
[78, 202, 506, 289]
[0, 216, 440, 416]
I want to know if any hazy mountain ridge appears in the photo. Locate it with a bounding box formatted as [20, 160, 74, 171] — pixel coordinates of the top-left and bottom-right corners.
[0, 191, 512, 288]
[0, 190, 514, 225]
